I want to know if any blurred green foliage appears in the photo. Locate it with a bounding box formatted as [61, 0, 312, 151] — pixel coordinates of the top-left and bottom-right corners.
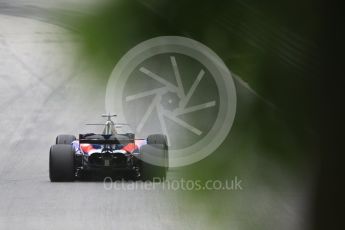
[63, 0, 327, 229]
[67, 0, 321, 163]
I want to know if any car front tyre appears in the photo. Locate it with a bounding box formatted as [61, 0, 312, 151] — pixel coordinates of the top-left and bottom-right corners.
[56, 135, 76, 145]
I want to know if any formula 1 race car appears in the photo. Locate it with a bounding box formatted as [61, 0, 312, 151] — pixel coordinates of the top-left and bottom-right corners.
[49, 114, 168, 182]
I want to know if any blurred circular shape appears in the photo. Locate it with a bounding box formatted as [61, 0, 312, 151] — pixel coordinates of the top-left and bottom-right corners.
[106, 36, 236, 167]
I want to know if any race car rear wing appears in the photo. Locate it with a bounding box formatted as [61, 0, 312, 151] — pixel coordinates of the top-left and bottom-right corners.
[79, 137, 138, 145]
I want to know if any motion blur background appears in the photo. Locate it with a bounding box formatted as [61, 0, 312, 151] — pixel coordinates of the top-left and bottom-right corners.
[0, 0, 342, 229]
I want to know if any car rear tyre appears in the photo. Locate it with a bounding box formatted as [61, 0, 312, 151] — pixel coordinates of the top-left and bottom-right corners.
[56, 135, 76, 145]
[49, 144, 75, 182]
[147, 134, 169, 172]
[140, 144, 167, 181]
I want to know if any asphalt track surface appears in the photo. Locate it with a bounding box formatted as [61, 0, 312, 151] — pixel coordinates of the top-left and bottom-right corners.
[0, 4, 206, 230]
